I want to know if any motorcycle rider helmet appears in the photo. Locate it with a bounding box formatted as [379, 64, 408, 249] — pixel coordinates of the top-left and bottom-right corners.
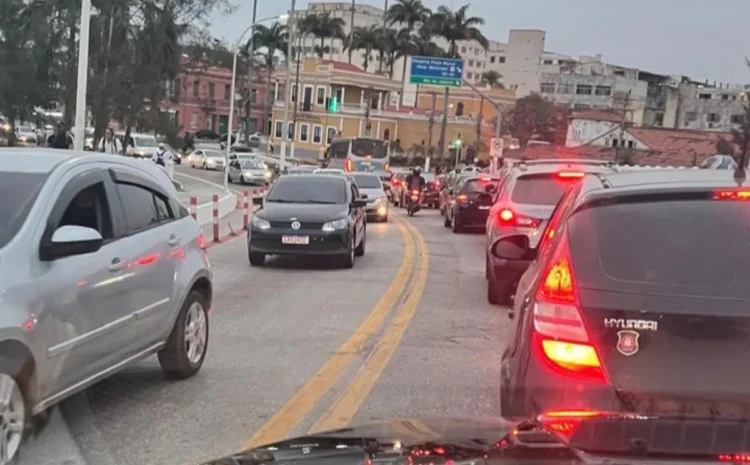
[413, 166, 422, 175]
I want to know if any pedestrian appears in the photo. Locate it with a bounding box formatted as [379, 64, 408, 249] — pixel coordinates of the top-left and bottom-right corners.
[151, 143, 174, 179]
[97, 127, 123, 154]
[49, 123, 71, 149]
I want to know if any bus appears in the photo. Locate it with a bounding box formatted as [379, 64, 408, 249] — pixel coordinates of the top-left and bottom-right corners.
[324, 137, 389, 173]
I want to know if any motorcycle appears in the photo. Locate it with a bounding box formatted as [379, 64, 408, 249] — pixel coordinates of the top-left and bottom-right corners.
[407, 189, 422, 216]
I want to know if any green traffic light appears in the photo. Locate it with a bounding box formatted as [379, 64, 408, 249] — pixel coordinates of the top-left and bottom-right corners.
[327, 96, 340, 113]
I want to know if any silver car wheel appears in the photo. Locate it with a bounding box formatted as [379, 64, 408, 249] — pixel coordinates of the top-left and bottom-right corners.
[0, 373, 24, 464]
[184, 303, 207, 365]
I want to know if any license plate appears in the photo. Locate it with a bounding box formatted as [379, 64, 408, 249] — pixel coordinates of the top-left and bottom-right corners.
[411, 195, 419, 200]
[282, 235, 309, 245]
[479, 206, 490, 210]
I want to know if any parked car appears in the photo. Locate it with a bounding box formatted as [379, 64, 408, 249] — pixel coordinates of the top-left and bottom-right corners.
[0, 148, 212, 463]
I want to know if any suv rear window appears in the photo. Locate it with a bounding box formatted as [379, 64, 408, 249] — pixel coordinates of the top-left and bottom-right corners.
[464, 178, 500, 194]
[568, 199, 750, 298]
[0, 172, 48, 248]
[511, 173, 580, 205]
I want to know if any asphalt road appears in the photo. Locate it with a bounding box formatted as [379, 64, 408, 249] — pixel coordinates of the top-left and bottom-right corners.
[20, 200, 511, 465]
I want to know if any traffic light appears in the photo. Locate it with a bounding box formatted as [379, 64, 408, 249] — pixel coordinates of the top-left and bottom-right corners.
[453, 138, 462, 149]
[326, 96, 340, 113]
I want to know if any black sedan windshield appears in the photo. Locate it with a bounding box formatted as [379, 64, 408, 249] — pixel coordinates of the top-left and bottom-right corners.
[266, 177, 347, 204]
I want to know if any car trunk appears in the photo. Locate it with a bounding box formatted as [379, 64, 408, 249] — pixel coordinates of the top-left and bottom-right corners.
[567, 195, 750, 418]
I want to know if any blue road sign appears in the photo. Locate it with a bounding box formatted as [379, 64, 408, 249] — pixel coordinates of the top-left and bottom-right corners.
[409, 56, 464, 87]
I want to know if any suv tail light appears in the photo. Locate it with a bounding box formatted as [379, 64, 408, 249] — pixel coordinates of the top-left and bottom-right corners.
[345, 159, 353, 172]
[456, 194, 469, 205]
[532, 238, 607, 384]
[497, 208, 541, 227]
[557, 171, 584, 179]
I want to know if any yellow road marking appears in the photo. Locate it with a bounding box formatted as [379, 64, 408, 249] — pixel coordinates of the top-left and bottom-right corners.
[310, 219, 429, 432]
[241, 216, 414, 450]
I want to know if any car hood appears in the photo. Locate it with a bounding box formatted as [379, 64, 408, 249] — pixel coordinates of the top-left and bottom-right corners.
[258, 203, 348, 222]
[201, 417, 518, 465]
[359, 188, 385, 200]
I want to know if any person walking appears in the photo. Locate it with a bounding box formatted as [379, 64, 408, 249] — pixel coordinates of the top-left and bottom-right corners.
[151, 143, 174, 180]
[97, 128, 123, 154]
[49, 123, 71, 149]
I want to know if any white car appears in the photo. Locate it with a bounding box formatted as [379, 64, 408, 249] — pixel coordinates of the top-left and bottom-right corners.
[186, 149, 226, 171]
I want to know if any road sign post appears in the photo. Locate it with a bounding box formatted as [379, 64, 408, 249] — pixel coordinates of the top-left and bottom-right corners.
[410, 56, 464, 87]
[490, 137, 504, 175]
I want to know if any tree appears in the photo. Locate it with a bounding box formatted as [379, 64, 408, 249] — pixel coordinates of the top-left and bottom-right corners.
[302, 12, 346, 60]
[430, 4, 488, 58]
[506, 94, 562, 147]
[348, 25, 380, 72]
[481, 70, 503, 88]
[250, 22, 288, 138]
[385, 0, 430, 90]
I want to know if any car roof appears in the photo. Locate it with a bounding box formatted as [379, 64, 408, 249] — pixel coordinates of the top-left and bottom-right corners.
[578, 167, 747, 200]
[279, 173, 347, 182]
[0, 148, 93, 173]
[510, 160, 618, 177]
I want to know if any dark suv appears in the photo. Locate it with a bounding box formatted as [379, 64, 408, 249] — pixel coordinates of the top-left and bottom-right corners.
[486, 159, 619, 305]
[498, 168, 750, 420]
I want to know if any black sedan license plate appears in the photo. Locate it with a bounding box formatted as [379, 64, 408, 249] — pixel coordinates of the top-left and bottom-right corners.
[282, 235, 309, 245]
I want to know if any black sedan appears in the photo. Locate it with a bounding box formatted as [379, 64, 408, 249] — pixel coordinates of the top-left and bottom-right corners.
[247, 174, 368, 268]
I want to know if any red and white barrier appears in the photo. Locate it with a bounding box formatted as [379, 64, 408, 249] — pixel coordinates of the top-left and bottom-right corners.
[189, 196, 197, 221]
[242, 190, 250, 230]
[212, 194, 220, 243]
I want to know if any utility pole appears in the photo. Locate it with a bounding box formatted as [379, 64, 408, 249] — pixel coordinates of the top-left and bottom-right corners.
[425, 92, 436, 171]
[475, 96, 483, 146]
[280, 0, 296, 170]
[243, 0, 258, 144]
[614, 90, 632, 164]
[291, 29, 303, 152]
[437, 86, 449, 161]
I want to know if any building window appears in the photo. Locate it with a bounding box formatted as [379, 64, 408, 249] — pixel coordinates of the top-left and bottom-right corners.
[576, 84, 593, 95]
[469, 60, 474, 67]
[627, 140, 635, 149]
[224, 84, 231, 100]
[461, 46, 466, 53]
[335, 88, 344, 103]
[497, 56, 506, 63]
[467, 72, 473, 79]
[543, 59, 554, 65]
[208, 82, 215, 99]
[291, 84, 298, 102]
[573, 104, 590, 111]
[287, 122, 294, 139]
[275, 121, 283, 138]
[540, 83, 555, 93]
[192, 80, 199, 97]
[594, 85, 612, 96]
[731, 114, 745, 124]
[299, 123, 309, 142]
[327, 127, 337, 144]
[685, 111, 698, 122]
[316, 86, 326, 105]
[190, 113, 198, 129]
[557, 83, 573, 94]
[490, 56, 496, 63]
[698, 93, 711, 100]
[708, 113, 721, 123]
[313, 125, 322, 143]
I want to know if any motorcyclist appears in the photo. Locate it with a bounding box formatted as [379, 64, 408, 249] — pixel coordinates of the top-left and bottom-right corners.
[404, 167, 426, 207]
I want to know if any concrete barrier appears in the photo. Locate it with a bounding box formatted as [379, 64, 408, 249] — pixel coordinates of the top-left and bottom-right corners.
[192, 192, 237, 226]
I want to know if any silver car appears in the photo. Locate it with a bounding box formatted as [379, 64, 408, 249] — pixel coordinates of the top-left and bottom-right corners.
[349, 172, 389, 222]
[228, 157, 272, 185]
[0, 149, 212, 462]
[186, 149, 226, 170]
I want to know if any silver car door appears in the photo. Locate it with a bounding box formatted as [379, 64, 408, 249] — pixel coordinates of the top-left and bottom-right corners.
[109, 169, 178, 346]
[33, 168, 133, 396]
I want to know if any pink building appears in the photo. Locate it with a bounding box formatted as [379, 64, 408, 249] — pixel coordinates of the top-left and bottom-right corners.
[172, 63, 270, 136]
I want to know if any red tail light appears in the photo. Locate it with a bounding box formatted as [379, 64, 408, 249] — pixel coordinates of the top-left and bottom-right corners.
[714, 190, 750, 200]
[497, 208, 541, 227]
[532, 238, 607, 384]
[456, 194, 469, 205]
[197, 232, 206, 249]
[345, 159, 353, 172]
[538, 409, 604, 439]
[557, 171, 584, 179]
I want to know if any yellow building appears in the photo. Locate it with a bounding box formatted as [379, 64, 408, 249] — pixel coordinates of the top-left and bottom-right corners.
[268, 57, 516, 160]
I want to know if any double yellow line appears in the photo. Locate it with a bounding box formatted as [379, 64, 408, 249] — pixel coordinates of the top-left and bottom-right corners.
[242, 214, 429, 450]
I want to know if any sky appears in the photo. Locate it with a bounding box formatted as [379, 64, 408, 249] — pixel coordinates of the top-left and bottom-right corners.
[209, 0, 750, 85]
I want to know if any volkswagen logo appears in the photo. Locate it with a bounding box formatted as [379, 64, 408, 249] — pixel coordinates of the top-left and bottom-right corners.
[291, 221, 301, 230]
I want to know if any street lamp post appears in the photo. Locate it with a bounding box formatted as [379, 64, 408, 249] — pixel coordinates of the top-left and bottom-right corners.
[73, 0, 92, 151]
[223, 12, 289, 191]
[279, 0, 296, 172]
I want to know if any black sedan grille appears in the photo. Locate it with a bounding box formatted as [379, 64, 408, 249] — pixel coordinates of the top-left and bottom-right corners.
[269, 221, 325, 229]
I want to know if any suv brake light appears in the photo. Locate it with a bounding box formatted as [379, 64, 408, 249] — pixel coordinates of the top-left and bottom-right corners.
[345, 159, 353, 172]
[714, 190, 750, 200]
[498, 208, 541, 227]
[456, 194, 469, 205]
[557, 171, 584, 179]
[532, 238, 607, 384]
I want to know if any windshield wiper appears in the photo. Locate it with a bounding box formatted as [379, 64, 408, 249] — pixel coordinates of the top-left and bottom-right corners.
[301, 200, 338, 204]
[265, 199, 294, 203]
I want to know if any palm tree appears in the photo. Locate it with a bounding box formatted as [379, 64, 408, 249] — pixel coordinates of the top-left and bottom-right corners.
[430, 4, 488, 58]
[307, 12, 346, 60]
[249, 22, 288, 135]
[386, 0, 431, 104]
[481, 70, 503, 88]
[348, 25, 380, 71]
